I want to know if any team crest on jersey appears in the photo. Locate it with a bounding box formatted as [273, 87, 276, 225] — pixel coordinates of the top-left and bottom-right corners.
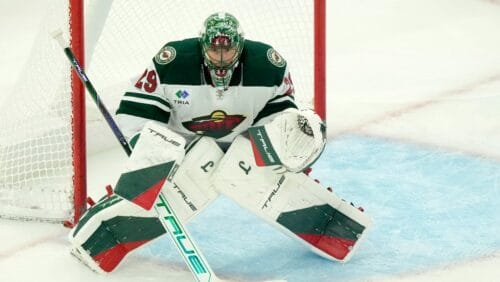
[155, 46, 176, 65]
[267, 48, 286, 68]
[182, 110, 245, 138]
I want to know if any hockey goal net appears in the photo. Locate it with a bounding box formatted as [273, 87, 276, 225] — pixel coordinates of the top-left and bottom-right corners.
[0, 0, 326, 222]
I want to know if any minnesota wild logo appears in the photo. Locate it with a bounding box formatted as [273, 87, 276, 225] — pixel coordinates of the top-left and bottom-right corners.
[182, 110, 245, 138]
[267, 48, 286, 68]
[155, 45, 176, 65]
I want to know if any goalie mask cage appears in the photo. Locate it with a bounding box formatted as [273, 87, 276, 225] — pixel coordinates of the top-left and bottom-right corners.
[0, 0, 326, 223]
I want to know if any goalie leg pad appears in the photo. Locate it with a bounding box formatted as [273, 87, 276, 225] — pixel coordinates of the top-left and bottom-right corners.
[69, 137, 224, 273]
[68, 195, 165, 273]
[211, 136, 372, 262]
[114, 121, 186, 210]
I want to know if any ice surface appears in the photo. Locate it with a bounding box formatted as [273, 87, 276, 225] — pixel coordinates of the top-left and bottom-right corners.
[1, 0, 500, 281]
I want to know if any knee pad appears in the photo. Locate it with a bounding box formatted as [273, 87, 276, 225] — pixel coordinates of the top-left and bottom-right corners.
[161, 136, 224, 222]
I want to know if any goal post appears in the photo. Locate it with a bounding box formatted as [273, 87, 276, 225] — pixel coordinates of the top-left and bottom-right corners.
[0, 0, 326, 223]
[315, 0, 327, 121]
[69, 0, 87, 224]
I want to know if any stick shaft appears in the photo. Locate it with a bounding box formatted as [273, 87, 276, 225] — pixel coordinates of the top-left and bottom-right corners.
[54, 32, 220, 281]
[62, 46, 132, 156]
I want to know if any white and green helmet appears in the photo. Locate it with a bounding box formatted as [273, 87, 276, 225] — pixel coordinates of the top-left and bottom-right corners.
[200, 12, 244, 91]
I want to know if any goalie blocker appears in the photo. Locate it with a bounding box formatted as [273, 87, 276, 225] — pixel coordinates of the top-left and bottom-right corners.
[69, 111, 371, 272]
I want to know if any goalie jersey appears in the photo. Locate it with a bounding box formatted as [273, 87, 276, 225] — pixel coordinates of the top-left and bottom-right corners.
[115, 38, 297, 146]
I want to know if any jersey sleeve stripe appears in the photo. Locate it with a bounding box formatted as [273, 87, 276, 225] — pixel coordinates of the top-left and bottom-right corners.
[253, 100, 298, 125]
[121, 96, 171, 113]
[124, 92, 172, 109]
[268, 93, 296, 103]
[116, 100, 171, 124]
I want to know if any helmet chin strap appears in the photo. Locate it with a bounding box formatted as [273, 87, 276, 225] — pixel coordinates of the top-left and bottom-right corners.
[210, 68, 232, 92]
[207, 61, 239, 92]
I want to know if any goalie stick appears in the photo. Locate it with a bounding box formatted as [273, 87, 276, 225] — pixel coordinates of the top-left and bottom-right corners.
[51, 30, 222, 282]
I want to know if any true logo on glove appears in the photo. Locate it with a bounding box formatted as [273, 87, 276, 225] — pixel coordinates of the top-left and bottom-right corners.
[248, 126, 282, 167]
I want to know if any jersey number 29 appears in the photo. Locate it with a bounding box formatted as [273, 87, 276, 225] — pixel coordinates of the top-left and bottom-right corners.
[135, 69, 158, 93]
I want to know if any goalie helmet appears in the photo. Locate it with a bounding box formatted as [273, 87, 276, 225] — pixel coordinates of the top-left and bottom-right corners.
[200, 12, 245, 92]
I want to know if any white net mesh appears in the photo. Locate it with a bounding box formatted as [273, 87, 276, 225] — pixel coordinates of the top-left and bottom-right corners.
[0, 1, 73, 221]
[0, 0, 317, 221]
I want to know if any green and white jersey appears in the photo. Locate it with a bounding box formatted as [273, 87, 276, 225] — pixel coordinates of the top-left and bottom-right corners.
[116, 38, 297, 146]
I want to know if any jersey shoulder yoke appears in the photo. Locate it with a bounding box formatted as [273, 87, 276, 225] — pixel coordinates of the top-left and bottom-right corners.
[241, 39, 288, 87]
[153, 38, 203, 85]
